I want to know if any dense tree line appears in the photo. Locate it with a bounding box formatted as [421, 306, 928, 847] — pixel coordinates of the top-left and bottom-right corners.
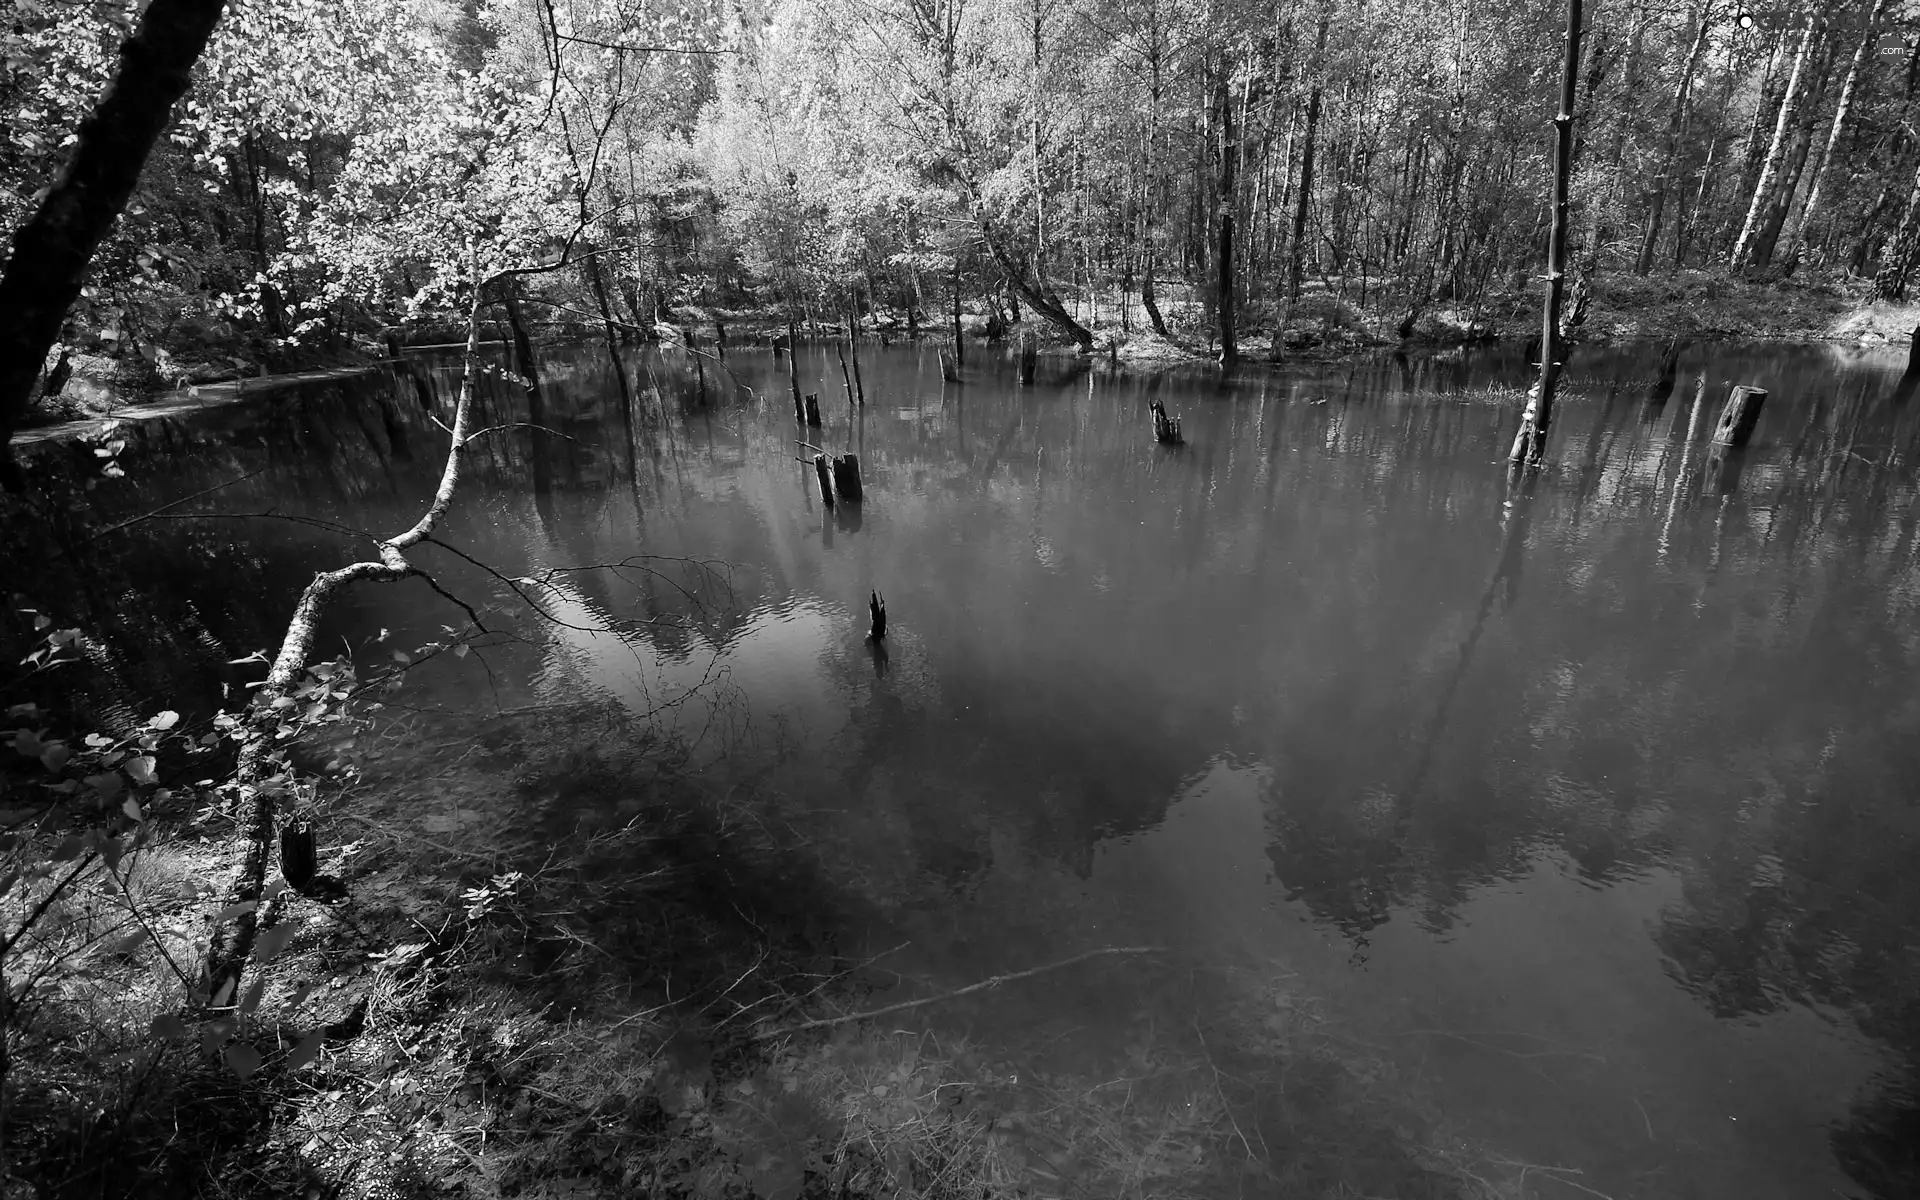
[3, 0, 1919, 385]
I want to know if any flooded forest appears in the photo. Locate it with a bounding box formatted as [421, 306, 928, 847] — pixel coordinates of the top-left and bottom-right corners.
[4, 0, 1920, 1199]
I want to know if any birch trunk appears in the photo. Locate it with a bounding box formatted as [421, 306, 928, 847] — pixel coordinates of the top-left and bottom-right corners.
[1731, 12, 1819, 269]
[1790, 0, 1888, 260]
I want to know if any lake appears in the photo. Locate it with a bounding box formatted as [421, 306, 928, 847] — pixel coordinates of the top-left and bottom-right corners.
[12, 334, 1918, 1199]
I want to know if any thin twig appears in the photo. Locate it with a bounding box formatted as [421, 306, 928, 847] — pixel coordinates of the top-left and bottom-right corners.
[89, 469, 266, 539]
[758, 946, 1162, 1038]
[465, 422, 575, 442]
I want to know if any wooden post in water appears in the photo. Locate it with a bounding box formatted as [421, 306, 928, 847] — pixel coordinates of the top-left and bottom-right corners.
[1895, 324, 1920, 403]
[694, 346, 709, 406]
[868, 590, 887, 640]
[813, 453, 835, 507]
[804, 393, 822, 427]
[1710, 385, 1766, 448]
[837, 342, 857, 415]
[847, 315, 866, 406]
[832, 453, 863, 501]
[716, 317, 727, 353]
[787, 319, 803, 418]
[1018, 331, 1038, 385]
[939, 350, 960, 383]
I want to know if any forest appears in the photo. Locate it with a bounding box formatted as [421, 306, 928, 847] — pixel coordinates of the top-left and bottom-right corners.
[3, 0, 1919, 428]
[6, 0, 1920, 1198]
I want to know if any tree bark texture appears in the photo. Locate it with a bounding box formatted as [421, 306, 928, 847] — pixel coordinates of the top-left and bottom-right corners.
[1731, 12, 1818, 269]
[1790, 0, 1887, 259]
[0, 0, 230, 485]
[206, 290, 484, 1001]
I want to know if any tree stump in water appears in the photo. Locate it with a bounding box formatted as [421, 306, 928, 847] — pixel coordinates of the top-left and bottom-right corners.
[1711, 385, 1766, 448]
[1895, 326, 1920, 404]
[280, 821, 316, 892]
[786, 320, 803, 417]
[1018, 331, 1038, 384]
[868, 590, 887, 640]
[804, 393, 822, 427]
[939, 350, 959, 383]
[831, 453, 863, 501]
[716, 318, 727, 351]
[813, 453, 835, 507]
[1150, 399, 1184, 445]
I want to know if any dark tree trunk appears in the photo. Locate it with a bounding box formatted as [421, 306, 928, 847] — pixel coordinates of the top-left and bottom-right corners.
[1288, 87, 1322, 305]
[0, 0, 230, 484]
[1215, 64, 1239, 366]
[1636, 2, 1713, 275]
[585, 255, 635, 414]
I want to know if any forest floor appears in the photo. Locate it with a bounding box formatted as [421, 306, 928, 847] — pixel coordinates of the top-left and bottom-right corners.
[25, 269, 1914, 434]
[12, 695, 1536, 1200]
[1097, 270, 1920, 364]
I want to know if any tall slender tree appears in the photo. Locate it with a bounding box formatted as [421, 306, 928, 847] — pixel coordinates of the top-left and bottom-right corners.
[1510, 0, 1584, 468]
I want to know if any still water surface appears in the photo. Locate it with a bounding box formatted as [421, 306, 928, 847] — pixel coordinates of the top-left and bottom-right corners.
[19, 336, 1920, 1198]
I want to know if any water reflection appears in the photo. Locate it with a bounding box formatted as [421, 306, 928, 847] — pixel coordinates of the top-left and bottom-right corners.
[8, 335, 1920, 1198]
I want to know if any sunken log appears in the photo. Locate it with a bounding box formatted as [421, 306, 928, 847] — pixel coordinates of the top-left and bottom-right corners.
[1711, 385, 1766, 448]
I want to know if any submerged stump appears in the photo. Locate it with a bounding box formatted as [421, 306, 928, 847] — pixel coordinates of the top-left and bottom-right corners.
[868, 590, 887, 640]
[1150, 399, 1184, 445]
[1711, 385, 1766, 448]
[804, 393, 822, 427]
[939, 349, 960, 383]
[832, 453, 863, 502]
[1018, 331, 1038, 385]
[813, 453, 835, 507]
[280, 821, 316, 891]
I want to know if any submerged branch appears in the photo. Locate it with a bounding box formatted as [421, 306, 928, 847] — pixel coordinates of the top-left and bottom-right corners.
[759, 946, 1164, 1038]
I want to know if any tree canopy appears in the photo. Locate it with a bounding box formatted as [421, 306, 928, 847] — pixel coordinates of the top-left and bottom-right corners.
[3, 0, 1919, 388]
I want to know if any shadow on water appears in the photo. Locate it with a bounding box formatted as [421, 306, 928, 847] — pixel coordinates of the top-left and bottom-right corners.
[8, 334, 1920, 1197]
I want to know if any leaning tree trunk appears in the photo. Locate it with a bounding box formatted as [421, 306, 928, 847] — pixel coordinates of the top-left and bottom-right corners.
[0, 0, 229, 485]
[1510, 0, 1584, 468]
[965, 195, 1095, 350]
[206, 288, 485, 1000]
[1790, 0, 1887, 263]
[1731, 11, 1819, 270]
